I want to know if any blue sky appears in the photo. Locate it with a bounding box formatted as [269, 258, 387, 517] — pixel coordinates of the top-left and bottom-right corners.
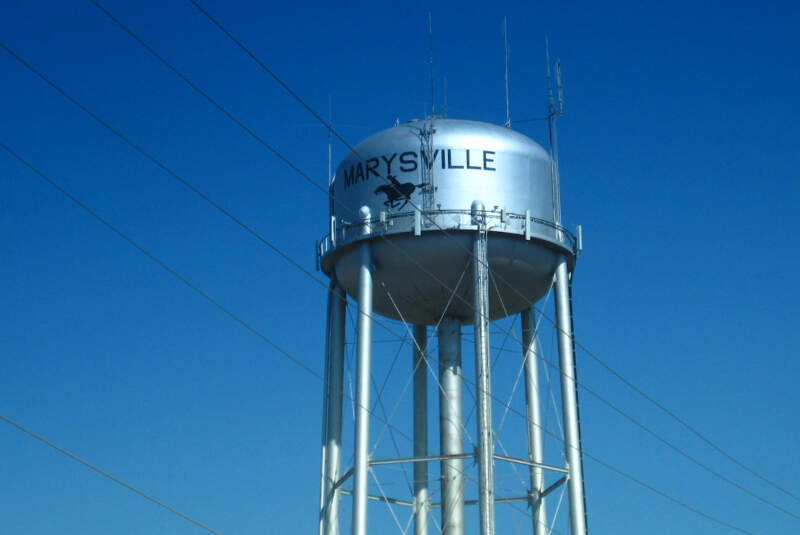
[1, 1, 799, 534]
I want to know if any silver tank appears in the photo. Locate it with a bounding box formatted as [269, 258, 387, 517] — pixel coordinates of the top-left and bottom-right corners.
[319, 118, 575, 325]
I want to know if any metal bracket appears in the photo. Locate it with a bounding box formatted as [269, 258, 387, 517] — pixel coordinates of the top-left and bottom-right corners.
[540, 475, 568, 500]
[370, 452, 475, 466]
[339, 489, 415, 507]
[525, 209, 531, 240]
[493, 453, 569, 473]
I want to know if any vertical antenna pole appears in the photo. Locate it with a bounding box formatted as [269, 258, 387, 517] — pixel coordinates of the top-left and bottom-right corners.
[545, 36, 555, 117]
[444, 76, 448, 118]
[521, 309, 549, 535]
[420, 120, 435, 217]
[472, 200, 495, 535]
[429, 12, 435, 117]
[554, 258, 588, 535]
[319, 285, 332, 535]
[545, 38, 563, 225]
[556, 59, 564, 115]
[328, 96, 333, 186]
[552, 59, 563, 224]
[503, 17, 511, 127]
[352, 207, 374, 535]
[413, 325, 430, 535]
[328, 96, 335, 219]
[321, 281, 346, 535]
[438, 317, 465, 535]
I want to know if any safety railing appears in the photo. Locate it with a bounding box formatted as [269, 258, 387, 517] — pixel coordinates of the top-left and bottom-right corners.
[316, 208, 578, 268]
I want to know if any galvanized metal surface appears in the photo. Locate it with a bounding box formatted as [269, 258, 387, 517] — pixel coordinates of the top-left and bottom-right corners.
[321, 282, 346, 535]
[438, 317, 465, 535]
[319, 209, 576, 256]
[319, 287, 332, 535]
[320, 119, 575, 326]
[521, 309, 549, 535]
[554, 257, 588, 535]
[413, 325, 429, 535]
[318, 118, 586, 535]
[492, 454, 568, 474]
[332, 119, 554, 236]
[327, 230, 562, 325]
[471, 205, 495, 535]
[369, 452, 474, 466]
[352, 209, 374, 535]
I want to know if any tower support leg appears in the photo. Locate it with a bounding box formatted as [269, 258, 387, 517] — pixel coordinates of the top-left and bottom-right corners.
[352, 216, 374, 535]
[438, 317, 465, 535]
[521, 309, 549, 535]
[472, 202, 495, 535]
[321, 281, 346, 535]
[413, 325, 429, 535]
[554, 256, 588, 535]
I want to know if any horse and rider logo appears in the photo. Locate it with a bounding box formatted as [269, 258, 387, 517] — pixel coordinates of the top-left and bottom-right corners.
[374, 175, 424, 210]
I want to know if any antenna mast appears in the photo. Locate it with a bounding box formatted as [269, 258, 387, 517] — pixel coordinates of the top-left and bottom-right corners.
[546, 37, 564, 224]
[421, 12, 436, 216]
[428, 12, 435, 117]
[504, 17, 511, 127]
[327, 95, 333, 186]
[443, 75, 448, 118]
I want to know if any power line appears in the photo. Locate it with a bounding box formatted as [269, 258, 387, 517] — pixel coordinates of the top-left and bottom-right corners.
[78, 2, 487, 330]
[0, 34, 443, 441]
[1, 139, 542, 535]
[181, 1, 800, 510]
[0, 39, 330, 295]
[86, 0, 331, 204]
[585, 448, 761, 535]
[1, 139, 763, 535]
[2, 11, 789, 530]
[535, 348, 800, 522]
[0, 31, 434, 379]
[0, 414, 226, 535]
[185, 0, 356, 158]
[0, 138, 325, 383]
[573, 338, 800, 505]
[185, 0, 576, 263]
[88, 0, 547, 386]
[463, 291, 800, 522]
[365, 266, 773, 534]
[26, 2, 791, 519]
[0, 38, 444, 387]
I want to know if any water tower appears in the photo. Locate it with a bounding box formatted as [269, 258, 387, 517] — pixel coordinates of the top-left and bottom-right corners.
[316, 117, 586, 535]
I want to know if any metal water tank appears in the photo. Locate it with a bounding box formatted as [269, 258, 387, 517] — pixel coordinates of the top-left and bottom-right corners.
[319, 118, 575, 325]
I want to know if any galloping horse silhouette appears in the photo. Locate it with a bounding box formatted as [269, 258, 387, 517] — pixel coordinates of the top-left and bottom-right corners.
[374, 175, 423, 210]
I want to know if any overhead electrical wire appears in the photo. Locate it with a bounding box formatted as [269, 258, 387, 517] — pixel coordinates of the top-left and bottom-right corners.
[86, 0, 553, 392]
[1, 138, 547, 535]
[0, 136, 763, 535]
[0, 116, 540, 535]
[180, 0, 800, 511]
[1, 7, 790, 533]
[0, 16, 782, 531]
[534, 345, 800, 522]
[0, 37, 423, 364]
[163, 4, 800, 525]
[2, 104, 771, 531]
[83, 1, 490, 345]
[0, 414, 226, 535]
[0, 40, 331, 293]
[491, 278, 800, 520]
[0, 139, 326, 389]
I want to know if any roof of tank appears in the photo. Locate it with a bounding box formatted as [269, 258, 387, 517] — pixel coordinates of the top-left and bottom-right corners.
[340, 118, 550, 162]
